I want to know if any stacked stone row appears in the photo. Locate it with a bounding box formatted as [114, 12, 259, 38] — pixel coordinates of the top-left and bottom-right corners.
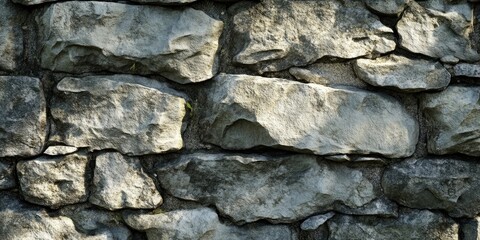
[1, 0, 480, 239]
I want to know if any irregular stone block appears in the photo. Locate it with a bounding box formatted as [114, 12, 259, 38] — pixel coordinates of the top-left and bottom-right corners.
[462, 217, 480, 240]
[156, 153, 381, 223]
[300, 212, 335, 231]
[124, 208, 297, 240]
[0, 76, 47, 157]
[43, 145, 78, 156]
[50, 75, 186, 155]
[397, 1, 479, 61]
[383, 158, 480, 218]
[17, 0, 196, 5]
[232, 0, 395, 73]
[454, 63, 480, 78]
[90, 152, 162, 210]
[421, 86, 480, 156]
[289, 62, 368, 88]
[328, 209, 459, 240]
[17, 153, 89, 208]
[36, 2, 223, 84]
[0, 1, 26, 71]
[0, 160, 15, 189]
[365, 0, 410, 15]
[202, 74, 418, 158]
[333, 196, 398, 217]
[354, 54, 450, 92]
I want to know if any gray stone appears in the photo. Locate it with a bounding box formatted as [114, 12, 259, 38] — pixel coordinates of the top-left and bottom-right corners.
[421, 0, 473, 21]
[60, 204, 132, 240]
[454, 63, 480, 77]
[124, 208, 297, 240]
[16, 0, 196, 5]
[0, 193, 111, 240]
[441, 55, 460, 64]
[17, 153, 89, 208]
[50, 75, 186, 156]
[289, 62, 368, 88]
[397, 1, 479, 61]
[43, 145, 78, 156]
[36, 2, 223, 84]
[353, 54, 451, 92]
[0, 76, 47, 157]
[0, 1, 26, 71]
[421, 86, 480, 156]
[365, 0, 410, 15]
[233, 0, 395, 73]
[202, 74, 418, 158]
[90, 152, 162, 210]
[328, 209, 459, 240]
[334, 196, 398, 217]
[300, 212, 335, 231]
[0, 160, 15, 189]
[383, 158, 480, 218]
[462, 217, 480, 240]
[156, 153, 381, 223]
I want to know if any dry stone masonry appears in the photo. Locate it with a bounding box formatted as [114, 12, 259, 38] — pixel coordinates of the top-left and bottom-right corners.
[1, 0, 480, 239]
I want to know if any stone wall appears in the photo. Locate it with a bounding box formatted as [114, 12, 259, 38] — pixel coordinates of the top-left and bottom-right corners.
[1, 0, 480, 239]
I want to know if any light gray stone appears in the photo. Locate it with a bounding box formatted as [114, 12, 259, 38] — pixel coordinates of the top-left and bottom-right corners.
[43, 145, 78, 156]
[454, 63, 480, 77]
[0, 193, 111, 240]
[0, 0, 26, 71]
[353, 54, 451, 92]
[334, 196, 398, 217]
[441, 55, 460, 64]
[289, 62, 368, 88]
[364, 0, 410, 15]
[16, 0, 196, 5]
[0, 160, 15, 189]
[50, 75, 186, 156]
[397, 1, 479, 61]
[156, 153, 381, 223]
[328, 209, 459, 240]
[233, 0, 396, 73]
[124, 208, 297, 240]
[421, 86, 480, 156]
[383, 158, 480, 218]
[0, 76, 47, 157]
[17, 153, 89, 208]
[300, 212, 335, 231]
[90, 152, 162, 210]
[462, 217, 480, 240]
[36, 2, 223, 84]
[202, 74, 418, 158]
[421, 0, 473, 21]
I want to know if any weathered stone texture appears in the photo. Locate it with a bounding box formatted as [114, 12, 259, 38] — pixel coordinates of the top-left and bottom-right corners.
[50, 75, 186, 155]
[202, 74, 418, 158]
[36, 2, 223, 84]
[232, 0, 395, 73]
[156, 153, 381, 223]
[43, 145, 78, 156]
[0, 0, 26, 71]
[17, 153, 89, 208]
[17, 0, 197, 5]
[422, 86, 480, 156]
[454, 63, 480, 77]
[0, 160, 15, 189]
[90, 152, 162, 210]
[364, 0, 410, 15]
[0, 77, 47, 157]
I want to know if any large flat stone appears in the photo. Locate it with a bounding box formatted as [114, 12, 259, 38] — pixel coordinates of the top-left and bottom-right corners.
[202, 74, 418, 158]
[155, 153, 382, 223]
[0, 0, 26, 71]
[421, 86, 480, 156]
[0, 76, 47, 157]
[397, 1, 479, 61]
[36, 2, 223, 84]
[232, 0, 395, 73]
[124, 208, 297, 240]
[49, 75, 186, 155]
[17, 153, 89, 208]
[383, 158, 480, 218]
[328, 209, 458, 240]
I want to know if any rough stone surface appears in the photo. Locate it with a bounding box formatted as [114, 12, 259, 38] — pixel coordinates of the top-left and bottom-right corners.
[454, 63, 480, 77]
[50, 75, 186, 156]
[156, 153, 381, 223]
[421, 86, 480, 156]
[300, 212, 335, 231]
[353, 54, 451, 92]
[0, 160, 15, 189]
[232, 0, 396, 73]
[17, 0, 197, 5]
[365, 0, 410, 15]
[462, 217, 480, 240]
[334, 196, 399, 217]
[36, 2, 223, 84]
[0, 1, 26, 71]
[289, 62, 368, 88]
[202, 74, 418, 158]
[383, 158, 480, 218]
[17, 153, 89, 208]
[90, 152, 162, 210]
[397, 1, 479, 61]
[124, 208, 297, 240]
[43, 145, 78, 156]
[0, 193, 110, 240]
[0, 77, 47, 157]
[328, 209, 459, 240]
